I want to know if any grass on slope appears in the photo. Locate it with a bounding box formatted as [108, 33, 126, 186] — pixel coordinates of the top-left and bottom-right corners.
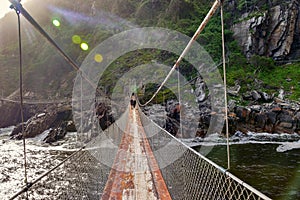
[258, 62, 300, 101]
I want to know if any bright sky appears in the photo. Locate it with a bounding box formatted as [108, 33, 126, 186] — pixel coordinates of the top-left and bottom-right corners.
[0, 0, 30, 19]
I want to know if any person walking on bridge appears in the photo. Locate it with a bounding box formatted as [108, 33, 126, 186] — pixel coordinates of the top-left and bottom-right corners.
[130, 93, 136, 109]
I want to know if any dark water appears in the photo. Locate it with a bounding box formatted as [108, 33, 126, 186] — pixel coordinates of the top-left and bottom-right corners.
[195, 143, 300, 200]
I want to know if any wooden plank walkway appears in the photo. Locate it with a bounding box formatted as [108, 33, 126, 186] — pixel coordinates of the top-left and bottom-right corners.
[101, 107, 172, 200]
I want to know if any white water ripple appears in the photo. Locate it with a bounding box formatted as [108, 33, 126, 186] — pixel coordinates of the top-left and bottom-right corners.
[182, 131, 300, 152]
[0, 127, 78, 199]
[276, 141, 300, 152]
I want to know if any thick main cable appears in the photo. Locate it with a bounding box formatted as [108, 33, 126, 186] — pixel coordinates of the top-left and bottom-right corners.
[140, 0, 221, 106]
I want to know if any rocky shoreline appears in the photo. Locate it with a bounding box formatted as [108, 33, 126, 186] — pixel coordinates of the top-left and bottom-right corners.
[0, 100, 114, 143]
[142, 76, 300, 137]
[152, 97, 300, 137]
[8, 103, 74, 142]
[0, 93, 299, 143]
[230, 99, 300, 135]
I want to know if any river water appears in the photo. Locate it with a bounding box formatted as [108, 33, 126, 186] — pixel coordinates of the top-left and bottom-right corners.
[1, 126, 300, 199]
[191, 133, 300, 200]
[0, 127, 79, 199]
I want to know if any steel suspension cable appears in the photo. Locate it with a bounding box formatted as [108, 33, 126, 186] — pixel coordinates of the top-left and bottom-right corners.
[16, 8, 29, 199]
[80, 72, 83, 141]
[220, 2, 230, 170]
[139, 0, 221, 106]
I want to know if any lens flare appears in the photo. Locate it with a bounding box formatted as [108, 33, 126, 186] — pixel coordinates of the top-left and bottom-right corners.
[52, 19, 61, 27]
[72, 35, 81, 44]
[80, 42, 89, 51]
[94, 54, 103, 63]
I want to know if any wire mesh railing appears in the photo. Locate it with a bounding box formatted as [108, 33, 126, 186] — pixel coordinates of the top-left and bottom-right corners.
[15, 150, 110, 200]
[9, 106, 271, 200]
[138, 107, 272, 200]
[9, 108, 129, 200]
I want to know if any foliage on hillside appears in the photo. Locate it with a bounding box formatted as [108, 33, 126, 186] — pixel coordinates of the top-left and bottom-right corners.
[0, 0, 298, 102]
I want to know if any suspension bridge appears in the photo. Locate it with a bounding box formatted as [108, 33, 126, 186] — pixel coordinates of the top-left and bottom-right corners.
[9, 104, 271, 200]
[5, 0, 272, 199]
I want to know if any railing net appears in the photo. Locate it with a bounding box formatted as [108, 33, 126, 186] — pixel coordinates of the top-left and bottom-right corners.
[17, 150, 110, 200]
[12, 109, 129, 200]
[11, 107, 270, 200]
[138, 108, 271, 200]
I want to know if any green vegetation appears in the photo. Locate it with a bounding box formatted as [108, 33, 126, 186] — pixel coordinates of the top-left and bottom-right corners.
[0, 0, 298, 104]
[258, 63, 300, 101]
[225, 53, 300, 101]
[237, 0, 270, 12]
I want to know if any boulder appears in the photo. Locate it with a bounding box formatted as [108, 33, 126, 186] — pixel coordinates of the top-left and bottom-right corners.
[252, 90, 261, 101]
[10, 122, 26, 138]
[11, 105, 72, 139]
[94, 102, 115, 131]
[235, 106, 250, 122]
[146, 99, 300, 137]
[274, 110, 295, 133]
[43, 122, 68, 143]
[278, 89, 285, 100]
[194, 77, 206, 103]
[243, 90, 272, 102]
[228, 84, 241, 96]
[233, 101, 300, 134]
[66, 121, 77, 132]
[294, 112, 300, 133]
[259, 91, 273, 102]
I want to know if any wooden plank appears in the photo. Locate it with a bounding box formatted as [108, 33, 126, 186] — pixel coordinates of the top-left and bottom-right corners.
[101, 107, 171, 200]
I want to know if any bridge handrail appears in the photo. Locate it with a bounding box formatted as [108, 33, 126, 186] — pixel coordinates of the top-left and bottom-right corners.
[138, 107, 271, 200]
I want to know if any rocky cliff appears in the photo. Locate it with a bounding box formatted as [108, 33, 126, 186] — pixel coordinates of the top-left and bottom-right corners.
[230, 0, 300, 60]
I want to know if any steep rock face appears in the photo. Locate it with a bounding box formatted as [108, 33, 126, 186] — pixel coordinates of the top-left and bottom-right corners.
[232, 0, 300, 60]
[290, 1, 300, 59]
[0, 102, 44, 128]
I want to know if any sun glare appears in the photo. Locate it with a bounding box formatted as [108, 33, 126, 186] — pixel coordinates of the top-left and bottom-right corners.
[52, 19, 61, 27]
[80, 42, 89, 51]
[0, 0, 30, 19]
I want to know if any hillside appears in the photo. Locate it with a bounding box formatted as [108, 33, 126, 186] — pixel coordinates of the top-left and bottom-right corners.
[0, 0, 299, 103]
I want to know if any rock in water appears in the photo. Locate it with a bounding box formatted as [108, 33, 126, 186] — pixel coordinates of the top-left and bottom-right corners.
[43, 122, 67, 143]
[10, 122, 26, 138]
[11, 105, 72, 140]
[66, 121, 77, 132]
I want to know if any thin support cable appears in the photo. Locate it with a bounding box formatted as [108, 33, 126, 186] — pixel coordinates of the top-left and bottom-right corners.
[139, 0, 221, 106]
[221, 3, 230, 170]
[80, 72, 83, 141]
[16, 10, 29, 198]
[177, 67, 183, 137]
